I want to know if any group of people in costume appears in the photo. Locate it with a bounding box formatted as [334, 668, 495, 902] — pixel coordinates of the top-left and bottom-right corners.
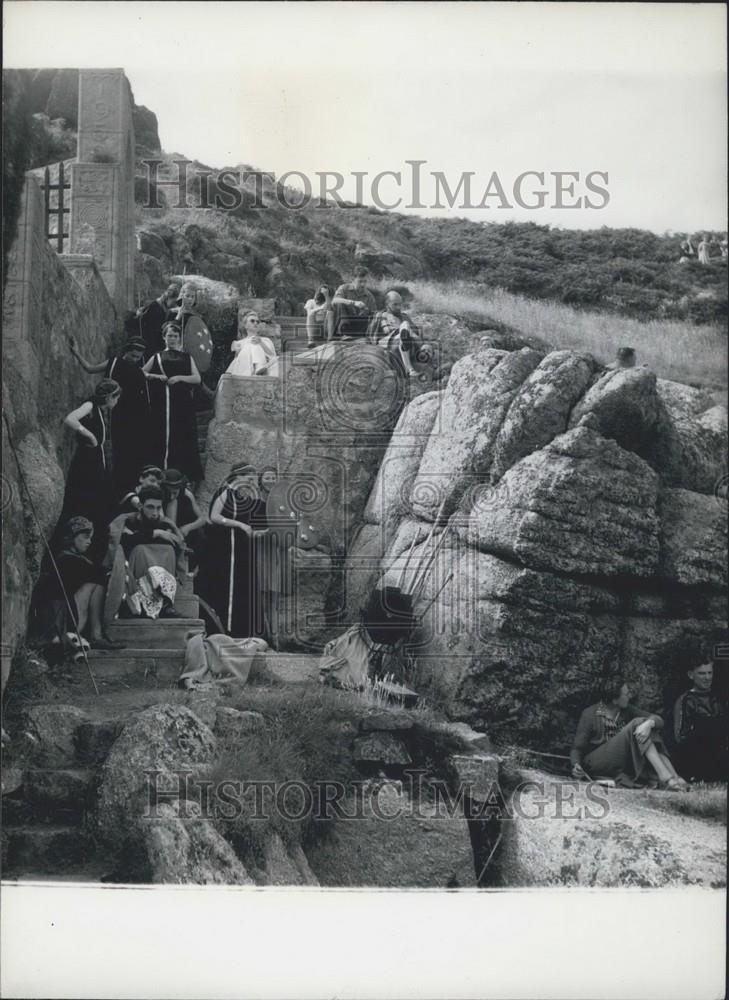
[571, 670, 727, 789]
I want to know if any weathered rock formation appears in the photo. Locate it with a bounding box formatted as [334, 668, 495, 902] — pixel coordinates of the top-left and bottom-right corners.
[350, 345, 728, 748]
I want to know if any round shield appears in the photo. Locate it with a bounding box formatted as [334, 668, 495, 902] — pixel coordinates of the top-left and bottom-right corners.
[182, 314, 214, 373]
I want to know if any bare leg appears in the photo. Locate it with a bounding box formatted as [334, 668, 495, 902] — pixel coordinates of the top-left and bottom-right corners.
[87, 584, 107, 639]
[306, 314, 318, 347]
[73, 583, 96, 635]
[643, 742, 672, 782]
[325, 309, 334, 342]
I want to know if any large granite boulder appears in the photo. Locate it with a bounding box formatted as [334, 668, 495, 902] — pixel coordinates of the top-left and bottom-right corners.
[568, 367, 661, 452]
[96, 705, 217, 852]
[490, 350, 596, 482]
[498, 770, 726, 887]
[143, 800, 253, 885]
[363, 390, 442, 535]
[411, 347, 543, 521]
[659, 488, 728, 588]
[648, 400, 728, 494]
[20, 704, 90, 767]
[465, 426, 661, 579]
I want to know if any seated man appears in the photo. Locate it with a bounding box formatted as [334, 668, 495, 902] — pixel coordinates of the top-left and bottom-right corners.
[117, 465, 164, 515]
[672, 661, 728, 782]
[367, 290, 430, 378]
[104, 485, 185, 620]
[331, 266, 377, 340]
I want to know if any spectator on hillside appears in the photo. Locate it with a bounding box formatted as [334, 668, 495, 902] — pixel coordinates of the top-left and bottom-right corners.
[672, 661, 728, 783]
[304, 285, 335, 348]
[134, 282, 181, 358]
[331, 266, 377, 341]
[368, 290, 429, 378]
[720, 238, 728, 260]
[679, 237, 695, 263]
[698, 235, 712, 265]
[611, 347, 637, 370]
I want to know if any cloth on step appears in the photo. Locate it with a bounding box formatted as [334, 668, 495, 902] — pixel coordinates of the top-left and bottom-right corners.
[178, 632, 269, 687]
[319, 624, 374, 690]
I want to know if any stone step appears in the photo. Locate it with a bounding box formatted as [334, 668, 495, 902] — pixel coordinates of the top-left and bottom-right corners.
[2, 824, 95, 873]
[86, 648, 185, 685]
[175, 594, 200, 617]
[105, 618, 204, 649]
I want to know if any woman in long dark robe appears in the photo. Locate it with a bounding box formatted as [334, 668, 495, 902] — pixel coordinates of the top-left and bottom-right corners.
[69, 335, 150, 497]
[143, 323, 203, 483]
[200, 464, 269, 638]
[59, 378, 121, 562]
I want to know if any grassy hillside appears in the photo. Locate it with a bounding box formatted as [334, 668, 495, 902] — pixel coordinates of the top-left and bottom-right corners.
[6, 72, 727, 389]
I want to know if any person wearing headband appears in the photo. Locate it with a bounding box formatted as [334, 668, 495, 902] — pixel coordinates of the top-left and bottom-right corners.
[35, 517, 123, 652]
[142, 323, 203, 483]
[135, 282, 182, 359]
[161, 468, 206, 574]
[68, 336, 151, 496]
[197, 464, 269, 638]
[59, 379, 122, 561]
[104, 484, 186, 620]
[116, 465, 164, 516]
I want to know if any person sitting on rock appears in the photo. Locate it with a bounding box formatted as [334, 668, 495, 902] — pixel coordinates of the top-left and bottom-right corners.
[134, 282, 181, 359]
[679, 237, 695, 263]
[331, 266, 377, 341]
[571, 678, 690, 791]
[672, 661, 728, 783]
[611, 346, 637, 370]
[104, 485, 186, 620]
[161, 467, 207, 575]
[225, 310, 279, 377]
[36, 517, 123, 652]
[367, 290, 429, 378]
[304, 284, 334, 348]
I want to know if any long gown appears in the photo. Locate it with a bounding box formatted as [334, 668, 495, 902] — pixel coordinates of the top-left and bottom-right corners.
[58, 402, 116, 562]
[104, 355, 150, 497]
[147, 351, 203, 481]
[199, 489, 268, 638]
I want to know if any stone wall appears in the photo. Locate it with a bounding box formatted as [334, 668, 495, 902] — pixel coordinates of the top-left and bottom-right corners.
[202, 345, 413, 647]
[2, 176, 118, 690]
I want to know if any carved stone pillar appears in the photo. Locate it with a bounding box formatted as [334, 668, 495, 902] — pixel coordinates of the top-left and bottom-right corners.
[70, 69, 135, 312]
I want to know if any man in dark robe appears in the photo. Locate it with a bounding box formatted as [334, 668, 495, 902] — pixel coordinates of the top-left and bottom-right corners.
[104, 486, 186, 621]
[134, 282, 181, 359]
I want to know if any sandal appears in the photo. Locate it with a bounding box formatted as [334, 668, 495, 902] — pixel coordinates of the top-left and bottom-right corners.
[659, 777, 691, 792]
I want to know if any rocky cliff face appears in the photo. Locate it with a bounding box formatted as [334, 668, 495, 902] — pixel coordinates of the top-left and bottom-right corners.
[351, 345, 728, 749]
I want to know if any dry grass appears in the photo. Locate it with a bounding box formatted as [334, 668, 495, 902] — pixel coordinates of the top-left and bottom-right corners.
[386, 278, 727, 391]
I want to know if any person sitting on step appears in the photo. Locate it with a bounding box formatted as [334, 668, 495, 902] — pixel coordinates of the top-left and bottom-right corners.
[35, 517, 123, 651]
[672, 660, 728, 783]
[331, 266, 378, 341]
[304, 284, 335, 348]
[116, 465, 165, 515]
[367, 290, 429, 378]
[571, 677, 690, 791]
[104, 485, 186, 620]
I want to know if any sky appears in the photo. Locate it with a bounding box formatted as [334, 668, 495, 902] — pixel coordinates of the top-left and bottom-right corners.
[3, 1, 727, 233]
